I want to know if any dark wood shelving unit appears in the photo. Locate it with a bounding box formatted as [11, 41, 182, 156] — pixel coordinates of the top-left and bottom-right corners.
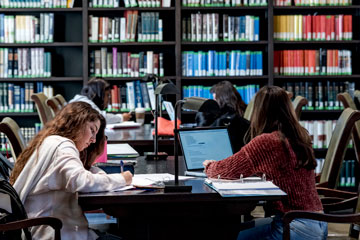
[88, 7, 175, 11]
[88, 41, 176, 46]
[1, 1, 359, 160]
[182, 41, 268, 45]
[0, 7, 83, 12]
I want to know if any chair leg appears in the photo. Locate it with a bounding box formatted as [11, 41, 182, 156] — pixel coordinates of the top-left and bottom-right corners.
[349, 223, 360, 239]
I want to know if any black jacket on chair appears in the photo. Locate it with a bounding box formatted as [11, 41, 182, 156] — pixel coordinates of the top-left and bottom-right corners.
[196, 107, 250, 153]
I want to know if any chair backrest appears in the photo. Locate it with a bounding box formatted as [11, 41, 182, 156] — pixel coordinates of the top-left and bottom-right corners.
[292, 96, 308, 120]
[54, 94, 66, 107]
[354, 90, 360, 110]
[0, 118, 26, 161]
[286, 91, 293, 100]
[0, 178, 62, 240]
[243, 98, 254, 121]
[319, 108, 360, 189]
[31, 93, 53, 125]
[337, 92, 360, 166]
[338, 92, 357, 110]
[46, 97, 62, 116]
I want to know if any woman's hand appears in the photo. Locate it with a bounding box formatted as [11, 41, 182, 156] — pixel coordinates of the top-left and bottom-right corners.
[203, 160, 216, 169]
[122, 112, 132, 122]
[121, 171, 133, 185]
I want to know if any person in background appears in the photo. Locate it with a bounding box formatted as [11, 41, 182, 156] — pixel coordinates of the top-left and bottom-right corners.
[10, 102, 132, 240]
[203, 86, 327, 240]
[196, 80, 250, 152]
[70, 77, 131, 124]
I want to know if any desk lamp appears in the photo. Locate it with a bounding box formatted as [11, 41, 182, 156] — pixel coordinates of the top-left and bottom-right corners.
[165, 97, 220, 192]
[145, 75, 179, 160]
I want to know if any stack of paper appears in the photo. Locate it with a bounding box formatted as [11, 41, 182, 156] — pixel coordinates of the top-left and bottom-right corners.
[204, 178, 286, 197]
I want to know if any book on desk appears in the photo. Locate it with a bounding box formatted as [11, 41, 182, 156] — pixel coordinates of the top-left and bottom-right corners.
[204, 177, 286, 197]
[107, 143, 139, 162]
[95, 143, 139, 174]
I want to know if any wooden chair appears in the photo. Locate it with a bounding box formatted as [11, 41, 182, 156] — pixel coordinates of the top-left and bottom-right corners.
[0, 178, 63, 240]
[31, 93, 54, 125]
[54, 94, 67, 107]
[338, 92, 357, 110]
[46, 96, 62, 116]
[0, 117, 26, 161]
[283, 209, 360, 240]
[243, 98, 254, 121]
[337, 92, 360, 162]
[0, 216, 63, 240]
[318, 108, 360, 189]
[292, 96, 308, 120]
[354, 90, 360, 110]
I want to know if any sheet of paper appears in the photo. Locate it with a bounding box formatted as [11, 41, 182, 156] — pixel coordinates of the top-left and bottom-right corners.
[107, 143, 139, 156]
[134, 173, 194, 182]
[211, 181, 279, 190]
[111, 186, 135, 192]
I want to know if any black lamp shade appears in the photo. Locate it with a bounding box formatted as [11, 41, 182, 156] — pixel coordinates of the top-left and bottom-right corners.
[182, 97, 220, 115]
[154, 83, 179, 95]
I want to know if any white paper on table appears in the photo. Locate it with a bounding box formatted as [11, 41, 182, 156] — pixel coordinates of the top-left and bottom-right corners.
[111, 185, 135, 192]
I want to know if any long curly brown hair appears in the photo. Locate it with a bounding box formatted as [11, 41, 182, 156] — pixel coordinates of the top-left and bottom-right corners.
[10, 102, 106, 184]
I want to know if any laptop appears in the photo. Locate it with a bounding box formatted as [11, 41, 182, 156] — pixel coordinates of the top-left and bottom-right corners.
[178, 127, 234, 178]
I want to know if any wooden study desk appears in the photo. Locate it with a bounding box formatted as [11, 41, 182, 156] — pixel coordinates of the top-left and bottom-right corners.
[79, 157, 284, 240]
[106, 124, 174, 155]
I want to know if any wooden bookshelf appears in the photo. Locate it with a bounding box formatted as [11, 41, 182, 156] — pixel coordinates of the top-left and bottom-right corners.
[1, 0, 360, 139]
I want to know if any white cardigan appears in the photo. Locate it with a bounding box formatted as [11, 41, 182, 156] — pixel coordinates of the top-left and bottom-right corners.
[14, 135, 126, 240]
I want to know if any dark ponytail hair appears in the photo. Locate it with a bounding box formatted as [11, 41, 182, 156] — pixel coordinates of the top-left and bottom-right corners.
[81, 78, 110, 110]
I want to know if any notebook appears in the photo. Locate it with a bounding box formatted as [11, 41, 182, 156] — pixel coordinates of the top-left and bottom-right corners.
[178, 127, 234, 177]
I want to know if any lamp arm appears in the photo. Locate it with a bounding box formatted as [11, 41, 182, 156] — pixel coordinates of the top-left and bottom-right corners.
[174, 100, 185, 184]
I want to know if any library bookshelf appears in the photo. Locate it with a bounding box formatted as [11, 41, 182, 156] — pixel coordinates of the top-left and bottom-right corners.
[1, 1, 360, 183]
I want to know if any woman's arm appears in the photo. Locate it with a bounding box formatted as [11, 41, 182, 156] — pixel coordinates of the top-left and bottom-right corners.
[47, 142, 131, 193]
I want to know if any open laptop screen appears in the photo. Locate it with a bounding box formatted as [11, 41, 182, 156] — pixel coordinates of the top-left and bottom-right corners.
[178, 127, 234, 171]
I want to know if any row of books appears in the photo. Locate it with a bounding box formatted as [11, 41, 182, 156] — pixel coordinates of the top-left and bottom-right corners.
[182, 0, 267, 6]
[0, 125, 42, 152]
[0, 0, 74, 8]
[315, 158, 356, 188]
[284, 81, 354, 110]
[89, 12, 162, 43]
[339, 160, 357, 187]
[300, 120, 340, 149]
[0, 48, 51, 78]
[106, 81, 155, 112]
[182, 14, 259, 42]
[0, 82, 53, 112]
[274, 49, 352, 76]
[183, 84, 259, 104]
[0, 14, 54, 43]
[89, 0, 171, 8]
[275, 0, 352, 6]
[182, 50, 263, 77]
[274, 15, 352, 41]
[90, 49, 164, 78]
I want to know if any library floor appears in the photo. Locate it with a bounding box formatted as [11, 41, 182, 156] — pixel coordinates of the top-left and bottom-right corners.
[251, 206, 356, 240]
